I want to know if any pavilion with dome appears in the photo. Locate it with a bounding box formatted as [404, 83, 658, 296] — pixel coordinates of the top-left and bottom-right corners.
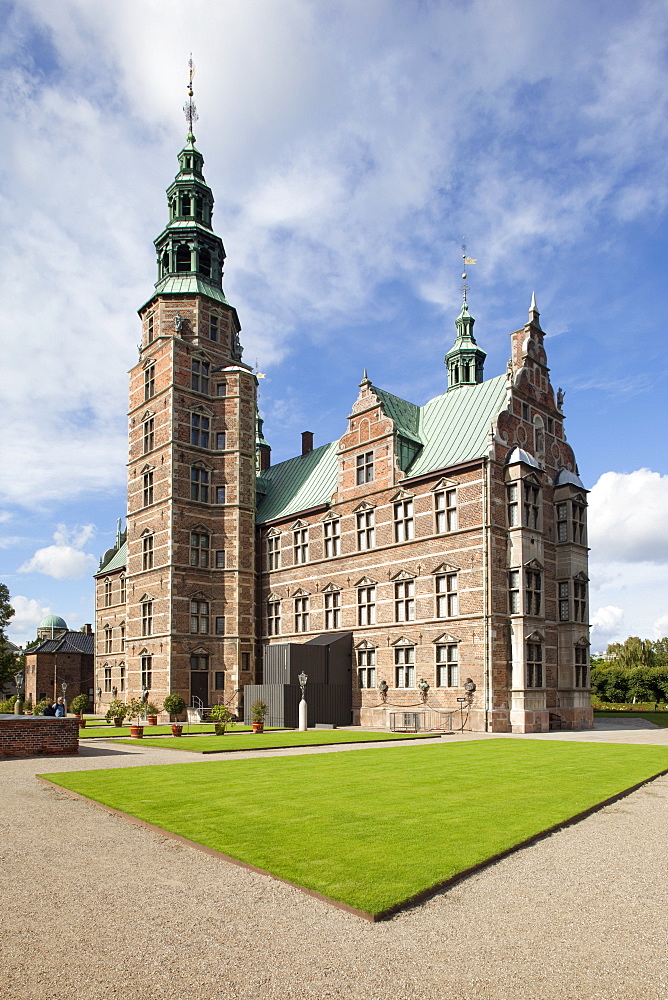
[24, 618, 95, 709]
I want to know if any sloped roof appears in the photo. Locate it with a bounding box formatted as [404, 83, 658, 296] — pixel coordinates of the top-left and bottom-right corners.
[31, 632, 95, 656]
[140, 276, 234, 311]
[256, 374, 508, 524]
[96, 540, 127, 576]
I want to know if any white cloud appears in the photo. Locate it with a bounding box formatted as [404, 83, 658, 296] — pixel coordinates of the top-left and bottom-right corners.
[653, 613, 668, 639]
[588, 469, 668, 564]
[590, 605, 625, 649]
[7, 595, 52, 645]
[19, 523, 97, 580]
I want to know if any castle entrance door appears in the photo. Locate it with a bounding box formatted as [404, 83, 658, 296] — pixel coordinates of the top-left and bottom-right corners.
[190, 671, 209, 707]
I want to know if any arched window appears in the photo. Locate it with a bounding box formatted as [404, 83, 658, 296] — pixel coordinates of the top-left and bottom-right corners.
[199, 249, 211, 278]
[176, 244, 191, 273]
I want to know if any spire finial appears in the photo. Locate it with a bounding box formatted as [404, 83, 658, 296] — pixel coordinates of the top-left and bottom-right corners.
[528, 290, 541, 329]
[460, 240, 477, 308]
[184, 54, 198, 140]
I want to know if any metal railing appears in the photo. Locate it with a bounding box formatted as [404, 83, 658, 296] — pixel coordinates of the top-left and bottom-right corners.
[389, 711, 453, 733]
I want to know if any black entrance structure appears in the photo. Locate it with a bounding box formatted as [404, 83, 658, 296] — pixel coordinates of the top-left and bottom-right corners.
[244, 632, 353, 728]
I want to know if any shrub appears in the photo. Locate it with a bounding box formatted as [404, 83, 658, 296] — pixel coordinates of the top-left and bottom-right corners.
[105, 699, 128, 723]
[33, 699, 50, 716]
[70, 693, 89, 716]
[0, 695, 18, 713]
[210, 704, 235, 725]
[251, 700, 268, 723]
[162, 693, 186, 719]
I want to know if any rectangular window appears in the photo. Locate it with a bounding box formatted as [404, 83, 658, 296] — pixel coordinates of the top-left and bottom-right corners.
[142, 535, 154, 571]
[435, 489, 458, 533]
[119, 665, 125, 692]
[143, 470, 154, 507]
[216, 486, 226, 504]
[436, 573, 458, 617]
[190, 599, 210, 634]
[104, 579, 112, 608]
[357, 648, 376, 667]
[141, 655, 152, 692]
[324, 519, 340, 557]
[324, 591, 341, 629]
[358, 665, 376, 688]
[522, 403, 529, 420]
[436, 644, 459, 687]
[147, 314, 154, 344]
[190, 532, 209, 568]
[395, 646, 415, 688]
[216, 381, 226, 397]
[356, 510, 375, 550]
[357, 586, 376, 626]
[119, 622, 125, 649]
[394, 499, 414, 542]
[267, 600, 281, 636]
[525, 570, 542, 616]
[523, 482, 540, 529]
[142, 417, 154, 454]
[572, 501, 586, 545]
[241, 652, 250, 671]
[295, 597, 309, 633]
[575, 646, 588, 687]
[509, 570, 520, 614]
[104, 628, 112, 654]
[209, 315, 218, 342]
[507, 483, 519, 526]
[191, 359, 210, 394]
[267, 535, 280, 570]
[119, 576, 126, 605]
[526, 643, 543, 688]
[144, 364, 155, 401]
[215, 616, 225, 635]
[104, 667, 112, 693]
[215, 549, 225, 569]
[191, 413, 210, 448]
[559, 581, 570, 621]
[189, 654, 209, 671]
[356, 451, 374, 485]
[141, 601, 152, 637]
[557, 503, 568, 541]
[214, 671, 225, 690]
[190, 467, 209, 502]
[293, 528, 308, 564]
[574, 579, 587, 622]
[216, 431, 226, 450]
[394, 579, 415, 622]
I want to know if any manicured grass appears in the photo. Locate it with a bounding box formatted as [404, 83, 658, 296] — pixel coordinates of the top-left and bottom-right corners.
[78, 723, 258, 739]
[42, 740, 668, 917]
[116, 730, 431, 752]
[594, 711, 668, 728]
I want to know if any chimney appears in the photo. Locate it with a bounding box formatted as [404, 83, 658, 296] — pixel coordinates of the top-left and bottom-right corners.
[302, 431, 314, 456]
[81, 624, 93, 635]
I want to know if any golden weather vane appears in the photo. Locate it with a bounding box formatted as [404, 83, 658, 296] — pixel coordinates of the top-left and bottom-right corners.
[460, 241, 477, 305]
[184, 53, 198, 137]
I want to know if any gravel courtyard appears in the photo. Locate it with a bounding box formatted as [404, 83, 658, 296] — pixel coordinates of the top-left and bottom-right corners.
[2, 726, 668, 1000]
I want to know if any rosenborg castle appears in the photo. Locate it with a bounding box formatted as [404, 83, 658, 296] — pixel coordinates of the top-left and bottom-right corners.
[94, 120, 592, 734]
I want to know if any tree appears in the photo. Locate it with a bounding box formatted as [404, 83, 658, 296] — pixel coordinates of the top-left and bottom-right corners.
[0, 584, 19, 691]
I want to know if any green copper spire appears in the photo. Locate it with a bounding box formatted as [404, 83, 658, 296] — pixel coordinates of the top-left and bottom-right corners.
[445, 298, 486, 390]
[152, 61, 227, 299]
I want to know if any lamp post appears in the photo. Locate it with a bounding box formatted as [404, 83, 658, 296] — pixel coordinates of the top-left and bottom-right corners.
[298, 671, 308, 732]
[61, 681, 68, 716]
[14, 671, 24, 715]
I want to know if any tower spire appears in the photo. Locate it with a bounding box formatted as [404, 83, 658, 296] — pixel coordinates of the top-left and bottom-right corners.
[445, 244, 485, 391]
[184, 54, 198, 141]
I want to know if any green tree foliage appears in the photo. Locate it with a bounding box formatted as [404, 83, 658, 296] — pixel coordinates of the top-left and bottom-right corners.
[592, 637, 668, 703]
[0, 584, 20, 691]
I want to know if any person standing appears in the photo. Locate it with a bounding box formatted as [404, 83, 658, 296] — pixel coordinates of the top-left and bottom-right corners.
[53, 698, 65, 718]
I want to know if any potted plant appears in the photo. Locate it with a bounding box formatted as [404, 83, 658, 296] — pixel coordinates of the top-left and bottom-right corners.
[210, 703, 235, 735]
[126, 697, 147, 738]
[251, 699, 268, 734]
[162, 693, 186, 736]
[33, 699, 50, 716]
[70, 693, 89, 727]
[144, 701, 160, 725]
[105, 699, 128, 727]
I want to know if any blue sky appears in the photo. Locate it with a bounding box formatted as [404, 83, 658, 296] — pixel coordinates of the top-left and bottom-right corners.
[1, 0, 667, 649]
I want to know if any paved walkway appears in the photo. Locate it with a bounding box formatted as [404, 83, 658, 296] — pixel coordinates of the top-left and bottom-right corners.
[2, 724, 668, 1000]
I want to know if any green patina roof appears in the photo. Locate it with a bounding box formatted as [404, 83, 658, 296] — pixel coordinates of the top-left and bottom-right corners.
[140, 276, 233, 312]
[256, 441, 340, 523]
[96, 540, 127, 576]
[256, 375, 508, 524]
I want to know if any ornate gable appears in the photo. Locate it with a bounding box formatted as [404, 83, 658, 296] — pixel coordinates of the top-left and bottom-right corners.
[355, 575, 377, 588]
[431, 561, 459, 575]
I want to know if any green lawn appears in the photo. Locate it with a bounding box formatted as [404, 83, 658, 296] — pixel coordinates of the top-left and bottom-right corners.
[41, 740, 668, 917]
[594, 710, 668, 728]
[78, 723, 259, 739]
[115, 730, 432, 752]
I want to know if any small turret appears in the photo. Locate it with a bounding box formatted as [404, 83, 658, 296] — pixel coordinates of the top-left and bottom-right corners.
[445, 299, 486, 390]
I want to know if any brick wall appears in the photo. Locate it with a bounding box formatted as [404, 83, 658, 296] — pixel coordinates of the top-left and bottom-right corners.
[0, 717, 79, 757]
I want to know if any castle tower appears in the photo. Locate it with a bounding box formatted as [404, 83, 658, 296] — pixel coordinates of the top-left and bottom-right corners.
[445, 299, 486, 389]
[123, 83, 258, 712]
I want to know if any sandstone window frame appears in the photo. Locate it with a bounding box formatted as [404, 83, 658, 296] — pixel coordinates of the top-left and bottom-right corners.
[356, 451, 374, 485]
[190, 530, 210, 568]
[190, 598, 210, 634]
[142, 532, 154, 571]
[190, 465, 210, 503]
[267, 532, 281, 571]
[394, 578, 415, 622]
[324, 589, 341, 630]
[394, 499, 414, 542]
[357, 585, 376, 626]
[323, 517, 341, 557]
[141, 600, 153, 637]
[575, 643, 589, 688]
[436, 643, 459, 687]
[190, 412, 210, 448]
[394, 645, 415, 688]
[293, 526, 309, 565]
[142, 415, 154, 455]
[191, 358, 210, 395]
[143, 362, 155, 401]
[103, 579, 112, 608]
[267, 596, 281, 636]
[526, 641, 543, 688]
[435, 487, 458, 533]
[436, 572, 458, 618]
[356, 509, 375, 551]
[142, 468, 154, 507]
[294, 596, 309, 633]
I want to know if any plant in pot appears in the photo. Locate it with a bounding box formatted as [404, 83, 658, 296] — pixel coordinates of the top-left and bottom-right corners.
[251, 700, 268, 734]
[70, 693, 89, 727]
[105, 699, 128, 727]
[162, 693, 186, 736]
[144, 701, 160, 725]
[33, 699, 50, 716]
[210, 703, 235, 735]
[126, 697, 147, 738]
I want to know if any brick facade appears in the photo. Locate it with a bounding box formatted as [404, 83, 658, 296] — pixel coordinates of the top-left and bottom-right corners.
[0, 717, 79, 757]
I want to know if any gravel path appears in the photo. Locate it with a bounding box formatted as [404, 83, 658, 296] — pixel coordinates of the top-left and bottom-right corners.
[2, 730, 668, 1000]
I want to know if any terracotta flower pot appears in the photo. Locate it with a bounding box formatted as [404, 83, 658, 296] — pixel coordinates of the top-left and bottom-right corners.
[214, 723, 227, 735]
[147, 715, 158, 726]
[252, 722, 264, 733]
[113, 718, 123, 727]
[130, 725, 144, 739]
[171, 725, 183, 737]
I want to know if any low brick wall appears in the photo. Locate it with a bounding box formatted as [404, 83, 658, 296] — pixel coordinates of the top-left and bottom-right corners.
[0, 716, 79, 757]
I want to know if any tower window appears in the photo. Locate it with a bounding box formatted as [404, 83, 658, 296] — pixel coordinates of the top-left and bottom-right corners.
[190, 467, 209, 502]
[215, 616, 225, 635]
[147, 314, 154, 344]
[509, 570, 520, 614]
[181, 195, 191, 216]
[507, 483, 519, 526]
[190, 532, 209, 568]
[144, 364, 155, 402]
[199, 249, 211, 279]
[141, 601, 153, 637]
[195, 196, 203, 221]
[216, 486, 226, 504]
[526, 643, 543, 688]
[104, 626, 112, 655]
[143, 470, 153, 507]
[523, 482, 540, 529]
[209, 315, 218, 342]
[142, 417, 154, 455]
[435, 489, 457, 532]
[119, 575, 126, 604]
[190, 599, 209, 634]
[215, 549, 225, 569]
[191, 413, 210, 448]
[142, 534, 154, 571]
[191, 359, 210, 394]
[575, 646, 588, 688]
[141, 655, 152, 691]
[525, 570, 542, 616]
[216, 381, 226, 397]
[162, 250, 170, 274]
[176, 244, 191, 272]
[267, 600, 281, 636]
[103, 579, 112, 608]
[216, 432, 226, 450]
